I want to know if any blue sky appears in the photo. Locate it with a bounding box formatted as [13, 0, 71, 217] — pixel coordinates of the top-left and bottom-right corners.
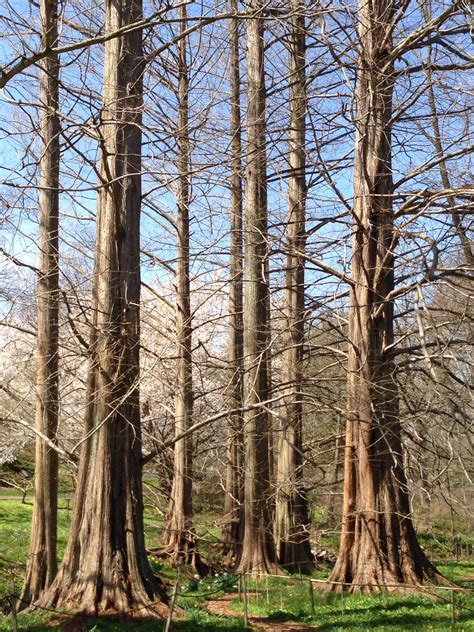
[0, 0, 472, 332]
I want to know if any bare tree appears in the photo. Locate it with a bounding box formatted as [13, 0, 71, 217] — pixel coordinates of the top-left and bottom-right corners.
[274, 0, 314, 573]
[1, 0, 471, 607]
[237, 0, 280, 575]
[328, 0, 446, 592]
[38, 0, 168, 613]
[220, 0, 245, 564]
[20, 0, 61, 607]
[163, 2, 207, 575]
[424, 68, 473, 267]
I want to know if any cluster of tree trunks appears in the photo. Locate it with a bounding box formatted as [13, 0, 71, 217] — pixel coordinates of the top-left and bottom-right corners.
[229, 0, 315, 576]
[236, 0, 280, 576]
[19, 0, 458, 615]
[274, 0, 315, 574]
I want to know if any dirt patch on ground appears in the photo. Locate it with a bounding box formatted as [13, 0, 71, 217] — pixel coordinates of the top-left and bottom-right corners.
[206, 593, 316, 631]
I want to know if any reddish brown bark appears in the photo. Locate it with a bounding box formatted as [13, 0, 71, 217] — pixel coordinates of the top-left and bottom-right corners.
[236, 0, 280, 576]
[37, 0, 168, 614]
[274, 0, 314, 574]
[329, 0, 446, 593]
[162, 4, 206, 576]
[220, 0, 245, 564]
[21, 0, 60, 607]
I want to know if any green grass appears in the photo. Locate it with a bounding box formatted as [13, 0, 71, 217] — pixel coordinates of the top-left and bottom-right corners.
[221, 571, 474, 630]
[438, 559, 474, 588]
[0, 499, 247, 630]
[1, 496, 473, 631]
[0, 486, 32, 498]
[0, 457, 75, 496]
[0, 611, 249, 631]
[419, 530, 474, 560]
[0, 499, 71, 613]
[0, 499, 71, 557]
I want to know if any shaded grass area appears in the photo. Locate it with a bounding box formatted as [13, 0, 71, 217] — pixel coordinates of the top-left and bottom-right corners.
[438, 559, 474, 588]
[0, 487, 32, 498]
[1, 495, 473, 630]
[419, 530, 474, 560]
[0, 611, 249, 631]
[0, 458, 75, 496]
[223, 572, 474, 630]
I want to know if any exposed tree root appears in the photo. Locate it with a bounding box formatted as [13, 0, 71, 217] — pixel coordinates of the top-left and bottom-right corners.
[152, 529, 209, 577]
[327, 531, 452, 594]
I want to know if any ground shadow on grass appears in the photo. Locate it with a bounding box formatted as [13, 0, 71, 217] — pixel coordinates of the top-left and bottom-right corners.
[312, 596, 474, 631]
[0, 609, 249, 632]
[261, 609, 308, 622]
[437, 559, 474, 588]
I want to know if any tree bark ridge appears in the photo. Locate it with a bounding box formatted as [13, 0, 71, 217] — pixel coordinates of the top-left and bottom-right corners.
[328, 0, 446, 593]
[21, 0, 61, 608]
[37, 0, 168, 614]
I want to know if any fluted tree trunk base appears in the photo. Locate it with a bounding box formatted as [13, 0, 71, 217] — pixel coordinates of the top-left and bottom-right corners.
[36, 565, 168, 618]
[237, 524, 282, 577]
[161, 517, 209, 576]
[328, 507, 449, 594]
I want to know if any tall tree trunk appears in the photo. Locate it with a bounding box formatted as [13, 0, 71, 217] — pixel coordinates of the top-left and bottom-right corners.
[220, 0, 245, 564]
[328, 0, 445, 593]
[21, 0, 60, 607]
[274, 0, 314, 573]
[163, 4, 206, 575]
[237, 0, 280, 575]
[38, 0, 168, 614]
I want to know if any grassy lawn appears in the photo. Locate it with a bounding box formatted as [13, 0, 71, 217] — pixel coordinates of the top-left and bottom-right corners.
[0, 499, 71, 607]
[0, 495, 473, 630]
[0, 487, 32, 498]
[220, 572, 474, 630]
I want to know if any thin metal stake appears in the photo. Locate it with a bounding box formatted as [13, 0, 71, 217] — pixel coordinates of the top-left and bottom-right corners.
[165, 572, 180, 632]
[309, 580, 316, 614]
[451, 589, 456, 628]
[242, 573, 249, 627]
[9, 581, 18, 632]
